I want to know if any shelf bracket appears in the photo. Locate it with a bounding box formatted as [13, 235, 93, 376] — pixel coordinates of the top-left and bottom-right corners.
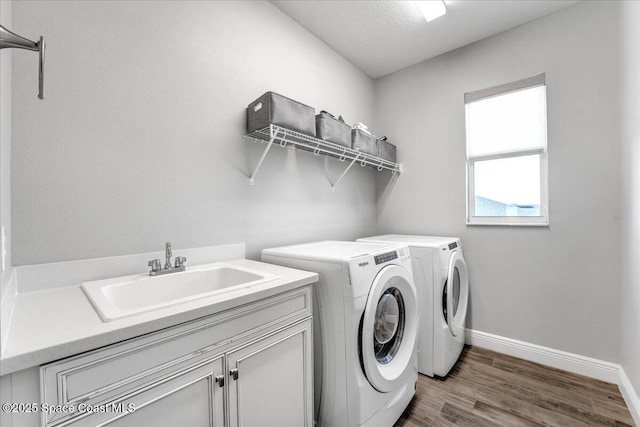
[331, 154, 360, 192]
[249, 131, 281, 185]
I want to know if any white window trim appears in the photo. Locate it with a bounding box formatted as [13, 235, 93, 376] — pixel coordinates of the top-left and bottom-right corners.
[465, 74, 549, 226]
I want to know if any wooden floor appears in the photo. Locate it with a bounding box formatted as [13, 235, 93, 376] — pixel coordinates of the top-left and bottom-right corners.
[395, 346, 635, 426]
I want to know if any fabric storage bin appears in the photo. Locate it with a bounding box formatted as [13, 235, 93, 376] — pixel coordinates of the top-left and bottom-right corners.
[377, 139, 397, 162]
[352, 129, 377, 156]
[247, 92, 316, 137]
[316, 112, 351, 148]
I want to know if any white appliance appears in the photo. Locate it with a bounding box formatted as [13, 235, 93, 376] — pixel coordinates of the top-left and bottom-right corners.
[358, 235, 469, 377]
[262, 241, 418, 427]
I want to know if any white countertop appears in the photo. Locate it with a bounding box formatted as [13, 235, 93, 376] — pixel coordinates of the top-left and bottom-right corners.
[0, 259, 317, 376]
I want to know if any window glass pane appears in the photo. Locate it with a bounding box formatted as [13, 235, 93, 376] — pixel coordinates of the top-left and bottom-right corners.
[474, 155, 541, 217]
[466, 85, 546, 159]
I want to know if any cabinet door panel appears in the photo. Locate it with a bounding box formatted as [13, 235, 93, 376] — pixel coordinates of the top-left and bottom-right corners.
[105, 376, 212, 427]
[74, 357, 224, 427]
[227, 320, 313, 427]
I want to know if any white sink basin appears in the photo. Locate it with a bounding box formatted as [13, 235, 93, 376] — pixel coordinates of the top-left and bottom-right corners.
[81, 263, 280, 322]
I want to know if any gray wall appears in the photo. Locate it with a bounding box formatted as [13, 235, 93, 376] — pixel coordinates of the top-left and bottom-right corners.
[1, 1, 13, 297]
[620, 0, 640, 397]
[374, 1, 621, 362]
[11, 0, 377, 265]
[7, 0, 632, 371]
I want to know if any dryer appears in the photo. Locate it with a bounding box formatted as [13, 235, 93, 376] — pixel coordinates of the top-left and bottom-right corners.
[358, 235, 469, 377]
[262, 241, 418, 427]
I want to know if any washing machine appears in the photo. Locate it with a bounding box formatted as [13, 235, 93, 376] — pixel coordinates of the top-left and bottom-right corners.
[262, 241, 418, 427]
[358, 235, 469, 377]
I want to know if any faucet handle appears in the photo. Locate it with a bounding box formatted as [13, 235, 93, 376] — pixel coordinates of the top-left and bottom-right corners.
[148, 259, 162, 272]
[175, 256, 187, 269]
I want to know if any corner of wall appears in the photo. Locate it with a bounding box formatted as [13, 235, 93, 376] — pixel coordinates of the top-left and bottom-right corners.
[619, 1, 640, 423]
[0, 0, 14, 360]
[619, 366, 640, 427]
[0, 269, 17, 357]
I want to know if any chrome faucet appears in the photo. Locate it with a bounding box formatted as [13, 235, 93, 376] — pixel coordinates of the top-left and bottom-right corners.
[147, 242, 187, 276]
[165, 242, 172, 269]
[147, 259, 161, 274]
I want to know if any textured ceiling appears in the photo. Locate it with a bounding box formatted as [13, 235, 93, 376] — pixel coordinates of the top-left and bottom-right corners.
[271, 0, 581, 79]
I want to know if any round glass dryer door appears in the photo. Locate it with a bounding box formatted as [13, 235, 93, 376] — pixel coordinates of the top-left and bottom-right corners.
[374, 288, 402, 364]
[361, 265, 418, 393]
[442, 251, 469, 338]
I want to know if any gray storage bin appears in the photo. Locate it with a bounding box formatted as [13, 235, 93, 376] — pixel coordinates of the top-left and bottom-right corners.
[247, 92, 316, 137]
[352, 129, 377, 156]
[377, 139, 397, 162]
[316, 112, 351, 148]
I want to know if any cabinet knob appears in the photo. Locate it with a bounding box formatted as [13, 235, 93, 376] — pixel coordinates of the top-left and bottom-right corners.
[215, 375, 225, 387]
[230, 368, 239, 380]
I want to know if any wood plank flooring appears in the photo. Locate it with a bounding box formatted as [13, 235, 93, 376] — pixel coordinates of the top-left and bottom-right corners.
[394, 346, 635, 426]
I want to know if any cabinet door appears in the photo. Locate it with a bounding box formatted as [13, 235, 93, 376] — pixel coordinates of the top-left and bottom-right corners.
[74, 356, 224, 427]
[227, 319, 313, 427]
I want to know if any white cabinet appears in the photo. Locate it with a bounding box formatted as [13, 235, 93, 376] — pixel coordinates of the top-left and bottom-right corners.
[39, 286, 313, 427]
[227, 321, 312, 427]
[92, 356, 225, 427]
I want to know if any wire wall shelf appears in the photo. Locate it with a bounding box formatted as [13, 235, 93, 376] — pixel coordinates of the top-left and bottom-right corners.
[242, 125, 402, 191]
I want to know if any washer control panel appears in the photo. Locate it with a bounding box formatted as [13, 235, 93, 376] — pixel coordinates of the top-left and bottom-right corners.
[374, 251, 398, 265]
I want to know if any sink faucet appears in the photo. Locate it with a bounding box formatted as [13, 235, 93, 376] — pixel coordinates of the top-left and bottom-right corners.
[148, 242, 187, 276]
[165, 242, 172, 270]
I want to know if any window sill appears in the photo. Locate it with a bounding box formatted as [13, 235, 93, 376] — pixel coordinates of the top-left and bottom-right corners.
[466, 220, 549, 227]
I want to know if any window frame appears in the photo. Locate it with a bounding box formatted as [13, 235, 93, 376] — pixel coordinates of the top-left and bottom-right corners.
[465, 75, 549, 226]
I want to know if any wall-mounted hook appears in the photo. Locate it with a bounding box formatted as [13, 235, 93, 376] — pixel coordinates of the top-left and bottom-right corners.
[0, 25, 45, 100]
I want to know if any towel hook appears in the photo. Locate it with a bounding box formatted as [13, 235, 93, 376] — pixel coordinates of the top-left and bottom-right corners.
[0, 25, 45, 100]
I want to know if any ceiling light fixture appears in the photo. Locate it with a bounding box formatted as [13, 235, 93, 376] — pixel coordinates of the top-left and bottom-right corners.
[416, 0, 447, 22]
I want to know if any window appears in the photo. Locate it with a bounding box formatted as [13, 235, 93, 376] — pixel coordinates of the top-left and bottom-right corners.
[465, 74, 549, 225]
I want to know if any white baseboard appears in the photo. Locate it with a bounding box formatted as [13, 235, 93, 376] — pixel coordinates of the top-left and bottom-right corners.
[465, 328, 620, 384]
[619, 366, 640, 426]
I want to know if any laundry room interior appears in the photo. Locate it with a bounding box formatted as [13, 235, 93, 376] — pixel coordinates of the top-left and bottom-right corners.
[0, 0, 638, 426]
